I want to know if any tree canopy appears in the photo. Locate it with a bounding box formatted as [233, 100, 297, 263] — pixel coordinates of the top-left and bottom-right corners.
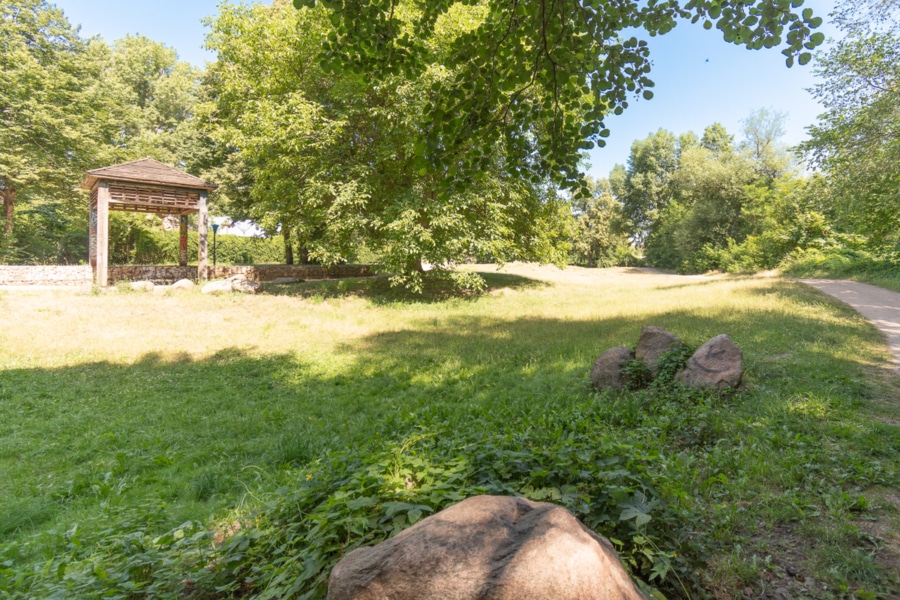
[294, 0, 825, 193]
[800, 0, 899, 243]
[608, 117, 809, 272]
[0, 0, 206, 261]
[203, 0, 573, 290]
[0, 0, 90, 235]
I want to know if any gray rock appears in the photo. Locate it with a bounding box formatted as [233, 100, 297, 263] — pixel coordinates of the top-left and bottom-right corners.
[130, 281, 154, 292]
[272, 277, 300, 284]
[590, 346, 634, 391]
[171, 278, 194, 291]
[231, 278, 260, 294]
[201, 280, 233, 295]
[635, 326, 682, 376]
[675, 334, 743, 389]
[327, 495, 646, 600]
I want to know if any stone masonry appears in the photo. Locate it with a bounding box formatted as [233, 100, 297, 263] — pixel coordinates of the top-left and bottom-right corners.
[0, 265, 92, 286]
[1, 264, 374, 286]
[108, 264, 374, 285]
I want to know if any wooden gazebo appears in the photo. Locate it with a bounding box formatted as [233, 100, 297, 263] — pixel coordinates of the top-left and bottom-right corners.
[82, 158, 217, 287]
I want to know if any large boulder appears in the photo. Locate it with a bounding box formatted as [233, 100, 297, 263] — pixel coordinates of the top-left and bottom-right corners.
[675, 334, 743, 389]
[635, 327, 682, 376]
[590, 346, 633, 391]
[171, 278, 194, 291]
[230, 278, 260, 294]
[201, 279, 233, 295]
[327, 495, 646, 600]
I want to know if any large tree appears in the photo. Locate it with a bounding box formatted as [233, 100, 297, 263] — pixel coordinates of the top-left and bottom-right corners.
[613, 120, 794, 271]
[92, 35, 205, 167]
[0, 0, 93, 236]
[0, 2, 213, 263]
[204, 0, 572, 289]
[570, 177, 630, 267]
[295, 0, 825, 194]
[612, 129, 679, 246]
[740, 108, 792, 181]
[800, 0, 899, 243]
[664, 134, 756, 266]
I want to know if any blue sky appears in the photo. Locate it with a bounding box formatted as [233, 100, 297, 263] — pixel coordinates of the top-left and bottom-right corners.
[53, 0, 836, 180]
[54, 0, 222, 66]
[585, 0, 836, 179]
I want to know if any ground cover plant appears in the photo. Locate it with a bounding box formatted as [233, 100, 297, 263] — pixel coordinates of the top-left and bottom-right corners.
[782, 245, 900, 293]
[0, 265, 898, 598]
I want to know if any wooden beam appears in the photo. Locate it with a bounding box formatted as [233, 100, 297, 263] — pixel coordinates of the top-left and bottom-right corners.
[96, 183, 110, 287]
[198, 192, 208, 281]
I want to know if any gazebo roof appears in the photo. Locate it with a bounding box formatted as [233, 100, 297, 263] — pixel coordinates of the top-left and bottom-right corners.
[81, 157, 217, 191]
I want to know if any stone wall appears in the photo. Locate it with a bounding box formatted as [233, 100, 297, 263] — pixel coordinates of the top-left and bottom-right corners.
[108, 265, 195, 284]
[109, 264, 374, 284]
[0, 265, 92, 286]
[1, 264, 375, 286]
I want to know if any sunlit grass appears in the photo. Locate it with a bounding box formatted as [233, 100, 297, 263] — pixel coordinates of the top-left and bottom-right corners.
[0, 264, 898, 597]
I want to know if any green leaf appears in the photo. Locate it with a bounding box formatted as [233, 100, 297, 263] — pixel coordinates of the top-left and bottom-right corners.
[649, 557, 671, 582]
[620, 506, 652, 526]
[348, 496, 378, 510]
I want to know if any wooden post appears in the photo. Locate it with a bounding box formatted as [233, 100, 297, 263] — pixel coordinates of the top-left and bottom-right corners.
[89, 198, 97, 268]
[179, 215, 188, 267]
[198, 192, 208, 281]
[96, 182, 110, 287]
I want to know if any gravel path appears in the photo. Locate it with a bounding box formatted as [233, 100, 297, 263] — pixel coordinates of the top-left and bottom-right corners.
[801, 279, 900, 374]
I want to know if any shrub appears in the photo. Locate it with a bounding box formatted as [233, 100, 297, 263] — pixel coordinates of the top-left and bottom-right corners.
[109, 224, 286, 266]
[680, 243, 727, 274]
[1, 203, 88, 265]
[780, 243, 900, 281]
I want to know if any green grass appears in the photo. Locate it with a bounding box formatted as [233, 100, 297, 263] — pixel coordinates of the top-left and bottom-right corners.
[0, 266, 898, 598]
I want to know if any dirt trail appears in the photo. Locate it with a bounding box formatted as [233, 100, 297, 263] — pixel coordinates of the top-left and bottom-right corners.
[801, 279, 900, 374]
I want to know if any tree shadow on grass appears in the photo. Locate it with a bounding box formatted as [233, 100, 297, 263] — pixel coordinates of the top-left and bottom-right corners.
[1, 292, 895, 571]
[258, 270, 547, 304]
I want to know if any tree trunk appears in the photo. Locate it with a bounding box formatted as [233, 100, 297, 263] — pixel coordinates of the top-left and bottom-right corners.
[300, 246, 310, 265]
[408, 257, 425, 273]
[2, 188, 14, 236]
[283, 226, 294, 265]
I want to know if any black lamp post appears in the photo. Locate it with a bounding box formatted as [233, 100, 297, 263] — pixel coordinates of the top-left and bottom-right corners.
[212, 222, 219, 268]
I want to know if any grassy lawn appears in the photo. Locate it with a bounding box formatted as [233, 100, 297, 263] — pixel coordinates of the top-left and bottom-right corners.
[1, 265, 898, 598]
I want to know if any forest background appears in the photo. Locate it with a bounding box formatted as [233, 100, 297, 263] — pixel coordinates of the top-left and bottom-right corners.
[1, 0, 898, 290]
